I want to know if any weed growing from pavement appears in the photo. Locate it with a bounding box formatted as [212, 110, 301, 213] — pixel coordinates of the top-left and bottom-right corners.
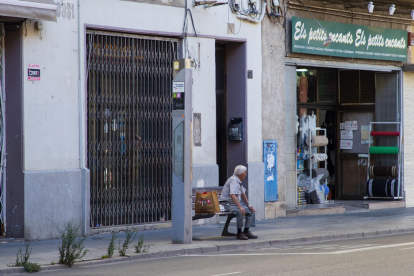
[56, 220, 88, 267]
[51, 262, 56, 265]
[107, 232, 117, 257]
[134, 234, 149, 253]
[15, 242, 32, 266]
[118, 227, 137, 256]
[24, 262, 42, 273]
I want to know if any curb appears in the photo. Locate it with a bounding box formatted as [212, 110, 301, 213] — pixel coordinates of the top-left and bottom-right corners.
[2, 227, 414, 275]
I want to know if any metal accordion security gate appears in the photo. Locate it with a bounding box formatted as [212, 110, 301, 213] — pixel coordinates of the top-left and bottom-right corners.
[86, 31, 178, 227]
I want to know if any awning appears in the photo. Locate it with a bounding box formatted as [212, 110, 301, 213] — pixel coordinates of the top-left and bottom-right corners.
[0, 0, 57, 22]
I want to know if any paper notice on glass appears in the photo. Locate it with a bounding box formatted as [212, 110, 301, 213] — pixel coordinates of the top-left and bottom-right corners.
[340, 140, 353, 150]
[340, 123, 345, 130]
[361, 125, 373, 144]
[341, 130, 353, 140]
[345, 121, 357, 130]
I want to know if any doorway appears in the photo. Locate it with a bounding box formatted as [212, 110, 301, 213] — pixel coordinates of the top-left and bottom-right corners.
[339, 111, 374, 199]
[86, 31, 179, 226]
[215, 42, 247, 187]
[216, 44, 227, 186]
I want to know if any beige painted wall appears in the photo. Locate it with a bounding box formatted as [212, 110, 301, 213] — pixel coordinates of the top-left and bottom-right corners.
[403, 72, 414, 207]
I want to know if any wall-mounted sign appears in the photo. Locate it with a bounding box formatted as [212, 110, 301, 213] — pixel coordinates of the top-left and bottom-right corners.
[28, 64, 40, 81]
[292, 17, 407, 62]
[173, 81, 185, 93]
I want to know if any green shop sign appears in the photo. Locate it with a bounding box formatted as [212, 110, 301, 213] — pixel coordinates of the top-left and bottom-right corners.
[292, 16, 407, 62]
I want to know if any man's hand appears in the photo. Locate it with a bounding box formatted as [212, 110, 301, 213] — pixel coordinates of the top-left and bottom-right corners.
[248, 206, 256, 213]
[239, 207, 246, 215]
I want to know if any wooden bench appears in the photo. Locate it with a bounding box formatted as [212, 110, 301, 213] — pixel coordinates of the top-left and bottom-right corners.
[192, 187, 236, 237]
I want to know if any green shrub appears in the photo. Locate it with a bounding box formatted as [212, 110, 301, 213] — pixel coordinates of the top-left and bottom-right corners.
[107, 232, 117, 257]
[118, 227, 137, 256]
[24, 262, 41, 273]
[56, 220, 88, 267]
[15, 243, 32, 266]
[134, 234, 149, 253]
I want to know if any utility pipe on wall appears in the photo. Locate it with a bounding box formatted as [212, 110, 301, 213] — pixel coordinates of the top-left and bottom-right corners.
[77, 0, 88, 236]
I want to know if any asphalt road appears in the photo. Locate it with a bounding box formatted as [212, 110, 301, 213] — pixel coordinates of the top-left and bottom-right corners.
[35, 233, 414, 276]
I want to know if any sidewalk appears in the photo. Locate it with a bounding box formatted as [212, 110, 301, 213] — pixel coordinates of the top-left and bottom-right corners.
[1, 207, 414, 275]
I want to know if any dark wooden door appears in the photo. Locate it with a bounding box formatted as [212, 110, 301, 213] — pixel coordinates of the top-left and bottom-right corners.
[339, 112, 373, 199]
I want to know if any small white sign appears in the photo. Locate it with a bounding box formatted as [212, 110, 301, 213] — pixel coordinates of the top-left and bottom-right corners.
[341, 130, 353, 140]
[345, 121, 357, 130]
[340, 123, 345, 130]
[340, 140, 353, 150]
[172, 82, 185, 93]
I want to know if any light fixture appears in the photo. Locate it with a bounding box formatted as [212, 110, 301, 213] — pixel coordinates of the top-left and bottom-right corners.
[367, 1, 374, 13]
[345, 2, 374, 14]
[411, 10, 414, 20]
[388, 4, 396, 15]
[296, 69, 308, 72]
[373, 3, 396, 16]
[299, 0, 332, 47]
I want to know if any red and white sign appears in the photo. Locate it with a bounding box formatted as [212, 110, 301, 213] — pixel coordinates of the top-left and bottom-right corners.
[28, 64, 40, 81]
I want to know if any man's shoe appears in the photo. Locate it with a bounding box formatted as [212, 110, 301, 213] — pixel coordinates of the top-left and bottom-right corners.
[244, 231, 258, 239]
[236, 232, 248, 240]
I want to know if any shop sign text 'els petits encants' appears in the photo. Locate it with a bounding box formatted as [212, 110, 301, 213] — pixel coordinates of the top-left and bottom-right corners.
[292, 16, 407, 62]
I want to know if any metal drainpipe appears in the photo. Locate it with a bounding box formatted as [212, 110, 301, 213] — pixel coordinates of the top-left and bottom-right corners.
[78, 0, 88, 236]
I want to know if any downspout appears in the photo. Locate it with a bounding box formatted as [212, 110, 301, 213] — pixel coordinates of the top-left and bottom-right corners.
[78, 0, 88, 236]
[236, 2, 266, 23]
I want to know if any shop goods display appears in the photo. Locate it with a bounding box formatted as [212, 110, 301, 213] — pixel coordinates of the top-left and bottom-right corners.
[369, 146, 399, 154]
[311, 153, 328, 164]
[306, 135, 329, 147]
[366, 122, 402, 199]
[366, 179, 400, 198]
[369, 166, 398, 177]
[297, 187, 307, 205]
[305, 168, 329, 180]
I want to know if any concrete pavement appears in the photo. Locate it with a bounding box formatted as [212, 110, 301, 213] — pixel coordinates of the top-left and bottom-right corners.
[1, 205, 414, 275]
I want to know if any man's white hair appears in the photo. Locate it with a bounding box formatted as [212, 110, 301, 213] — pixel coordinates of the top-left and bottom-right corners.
[233, 165, 247, 176]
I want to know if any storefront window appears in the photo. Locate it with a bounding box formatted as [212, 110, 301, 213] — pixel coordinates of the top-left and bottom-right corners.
[297, 68, 337, 106]
[318, 69, 337, 103]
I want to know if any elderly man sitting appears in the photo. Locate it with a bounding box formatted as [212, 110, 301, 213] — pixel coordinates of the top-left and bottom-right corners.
[220, 165, 257, 240]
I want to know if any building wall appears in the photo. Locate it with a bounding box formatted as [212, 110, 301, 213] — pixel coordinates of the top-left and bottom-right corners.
[261, 15, 287, 218]
[17, 0, 264, 238]
[403, 72, 414, 207]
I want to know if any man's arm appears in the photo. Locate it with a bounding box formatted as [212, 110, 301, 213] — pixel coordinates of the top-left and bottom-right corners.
[230, 194, 246, 215]
[241, 194, 256, 213]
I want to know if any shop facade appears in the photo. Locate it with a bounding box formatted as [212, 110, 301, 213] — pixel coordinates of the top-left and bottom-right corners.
[262, 0, 413, 217]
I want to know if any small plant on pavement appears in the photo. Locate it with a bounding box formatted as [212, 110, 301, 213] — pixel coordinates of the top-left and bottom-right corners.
[134, 234, 149, 253]
[24, 262, 42, 273]
[118, 227, 137, 256]
[107, 231, 117, 257]
[56, 220, 88, 268]
[15, 242, 32, 266]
